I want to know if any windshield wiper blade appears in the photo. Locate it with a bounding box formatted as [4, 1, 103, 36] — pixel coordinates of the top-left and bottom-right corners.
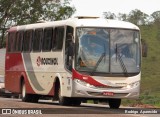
[90, 53, 105, 76]
[117, 54, 128, 77]
[115, 44, 128, 76]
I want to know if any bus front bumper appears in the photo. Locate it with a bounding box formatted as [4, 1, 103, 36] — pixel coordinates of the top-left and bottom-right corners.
[72, 79, 140, 99]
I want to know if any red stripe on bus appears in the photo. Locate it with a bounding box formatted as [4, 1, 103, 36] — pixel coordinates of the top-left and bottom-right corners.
[72, 69, 108, 87]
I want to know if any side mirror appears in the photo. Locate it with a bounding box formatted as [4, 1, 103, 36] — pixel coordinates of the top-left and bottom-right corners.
[141, 40, 148, 57]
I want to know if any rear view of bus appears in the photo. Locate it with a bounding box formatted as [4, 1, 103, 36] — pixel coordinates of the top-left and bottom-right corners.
[5, 17, 141, 109]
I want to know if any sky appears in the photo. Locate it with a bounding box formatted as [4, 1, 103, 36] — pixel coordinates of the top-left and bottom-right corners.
[70, 0, 160, 17]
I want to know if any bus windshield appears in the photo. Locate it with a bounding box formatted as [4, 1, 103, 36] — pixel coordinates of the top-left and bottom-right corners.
[75, 28, 141, 75]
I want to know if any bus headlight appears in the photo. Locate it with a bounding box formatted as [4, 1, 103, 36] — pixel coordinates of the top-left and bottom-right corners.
[75, 79, 95, 88]
[126, 81, 140, 89]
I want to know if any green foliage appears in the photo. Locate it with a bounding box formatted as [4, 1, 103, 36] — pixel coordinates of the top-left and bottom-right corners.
[104, 9, 160, 26]
[0, 0, 75, 26]
[140, 24, 160, 95]
[122, 93, 160, 107]
[103, 12, 116, 19]
[127, 9, 149, 25]
[151, 11, 160, 23]
[139, 91, 160, 105]
[0, 0, 75, 47]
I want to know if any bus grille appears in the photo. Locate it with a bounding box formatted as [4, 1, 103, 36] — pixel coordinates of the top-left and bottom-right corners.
[95, 85, 123, 89]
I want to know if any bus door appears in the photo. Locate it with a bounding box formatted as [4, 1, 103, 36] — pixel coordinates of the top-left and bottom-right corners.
[65, 26, 74, 71]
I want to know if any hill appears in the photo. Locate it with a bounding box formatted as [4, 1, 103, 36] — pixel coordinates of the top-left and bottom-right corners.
[141, 24, 160, 92]
[139, 24, 160, 107]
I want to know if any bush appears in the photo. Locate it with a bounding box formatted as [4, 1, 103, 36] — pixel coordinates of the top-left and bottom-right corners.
[139, 91, 160, 106]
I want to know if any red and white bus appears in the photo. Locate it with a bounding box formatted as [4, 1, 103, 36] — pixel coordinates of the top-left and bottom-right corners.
[5, 16, 141, 108]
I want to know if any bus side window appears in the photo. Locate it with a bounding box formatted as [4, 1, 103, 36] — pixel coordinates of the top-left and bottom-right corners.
[8, 32, 16, 52]
[23, 30, 33, 52]
[54, 27, 64, 50]
[42, 28, 53, 51]
[13, 32, 18, 52]
[33, 29, 43, 52]
[15, 31, 23, 52]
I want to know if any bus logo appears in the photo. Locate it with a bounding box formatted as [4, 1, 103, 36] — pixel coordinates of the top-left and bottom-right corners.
[36, 56, 58, 66]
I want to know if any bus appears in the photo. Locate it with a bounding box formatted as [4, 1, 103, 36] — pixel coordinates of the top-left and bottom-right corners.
[5, 16, 141, 109]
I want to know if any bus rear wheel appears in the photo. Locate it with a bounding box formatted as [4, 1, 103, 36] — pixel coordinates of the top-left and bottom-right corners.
[21, 81, 30, 102]
[21, 81, 39, 103]
[108, 99, 121, 109]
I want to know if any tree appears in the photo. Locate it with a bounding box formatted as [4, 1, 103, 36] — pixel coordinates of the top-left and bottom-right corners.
[103, 11, 116, 19]
[0, 0, 76, 48]
[151, 11, 160, 24]
[127, 9, 148, 25]
[117, 13, 128, 21]
[103, 9, 149, 25]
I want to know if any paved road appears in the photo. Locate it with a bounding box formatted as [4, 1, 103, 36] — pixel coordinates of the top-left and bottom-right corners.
[0, 97, 159, 117]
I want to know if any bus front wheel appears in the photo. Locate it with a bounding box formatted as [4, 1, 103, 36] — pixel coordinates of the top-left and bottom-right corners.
[57, 84, 81, 106]
[58, 86, 70, 105]
[108, 99, 121, 109]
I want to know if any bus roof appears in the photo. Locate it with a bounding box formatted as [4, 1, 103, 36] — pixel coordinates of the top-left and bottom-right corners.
[8, 17, 139, 31]
[68, 17, 139, 30]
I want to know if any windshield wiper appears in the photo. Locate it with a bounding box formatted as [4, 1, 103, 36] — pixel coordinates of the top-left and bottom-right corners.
[116, 45, 128, 76]
[90, 53, 105, 76]
[118, 54, 128, 76]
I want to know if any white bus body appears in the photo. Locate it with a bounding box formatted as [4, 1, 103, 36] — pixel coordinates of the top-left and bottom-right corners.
[5, 17, 141, 108]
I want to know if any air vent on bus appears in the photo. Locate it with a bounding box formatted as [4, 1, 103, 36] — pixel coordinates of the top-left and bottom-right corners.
[75, 16, 100, 19]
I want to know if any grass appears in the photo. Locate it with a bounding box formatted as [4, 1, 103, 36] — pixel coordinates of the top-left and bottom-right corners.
[140, 24, 160, 95]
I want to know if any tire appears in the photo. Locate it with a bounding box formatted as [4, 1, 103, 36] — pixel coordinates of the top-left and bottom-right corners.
[21, 81, 31, 102]
[57, 82, 81, 106]
[108, 99, 121, 109]
[58, 86, 70, 106]
[21, 81, 39, 103]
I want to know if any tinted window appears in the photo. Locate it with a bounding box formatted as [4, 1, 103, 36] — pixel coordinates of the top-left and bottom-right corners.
[23, 30, 33, 52]
[42, 28, 53, 51]
[15, 31, 23, 52]
[53, 27, 64, 50]
[33, 29, 43, 51]
[8, 32, 16, 52]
